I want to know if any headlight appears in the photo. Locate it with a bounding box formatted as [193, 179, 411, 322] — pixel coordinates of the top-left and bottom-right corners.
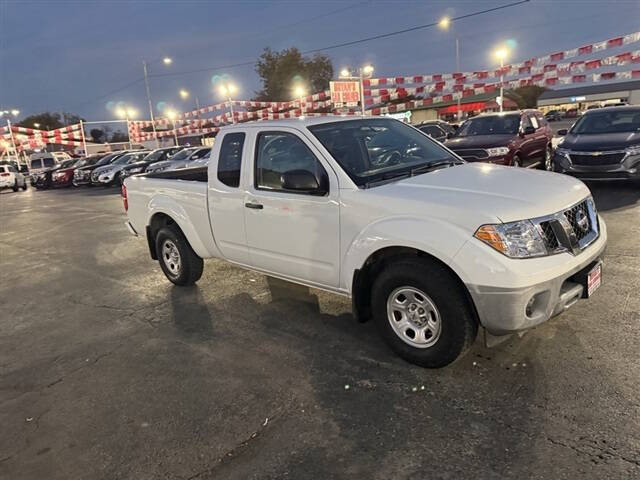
[474, 220, 547, 258]
[626, 145, 640, 156]
[555, 147, 571, 158]
[128, 167, 143, 174]
[486, 147, 510, 157]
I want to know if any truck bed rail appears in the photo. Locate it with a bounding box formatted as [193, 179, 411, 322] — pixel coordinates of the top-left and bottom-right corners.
[141, 166, 207, 182]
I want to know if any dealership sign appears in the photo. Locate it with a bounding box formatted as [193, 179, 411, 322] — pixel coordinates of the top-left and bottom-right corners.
[330, 81, 360, 107]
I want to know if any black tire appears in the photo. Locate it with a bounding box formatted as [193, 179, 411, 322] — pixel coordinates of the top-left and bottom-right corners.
[543, 146, 553, 171]
[12, 180, 18, 192]
[371, 257, 478, 368]
[155, 225, 203, 286]
[512, 154, 522, 168]
[21, 181, 27, 190]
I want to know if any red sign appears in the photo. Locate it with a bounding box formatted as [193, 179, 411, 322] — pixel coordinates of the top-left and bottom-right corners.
[330, 81, 360, 104]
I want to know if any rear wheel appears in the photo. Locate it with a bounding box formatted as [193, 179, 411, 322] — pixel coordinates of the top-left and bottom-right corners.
[21, 180, 27, 190]
[371, 257, 478, 368]
[12, 180, 18, 192]
[512, 154, 522, 168]
[155, 225, 203, 286]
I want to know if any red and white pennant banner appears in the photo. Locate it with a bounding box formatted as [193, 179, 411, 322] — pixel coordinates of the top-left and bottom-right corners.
[364, 31, 640, 87]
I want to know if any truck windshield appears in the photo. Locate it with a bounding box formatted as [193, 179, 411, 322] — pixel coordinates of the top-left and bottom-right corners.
[570, 109, 640, 134]
[308, 118, 460, 187]
[456, 115, 520, 136]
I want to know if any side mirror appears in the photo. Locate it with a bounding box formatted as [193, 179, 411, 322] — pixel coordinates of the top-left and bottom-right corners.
[557, 129, 568, 136]
[281, 169, 326, 195]
[446, 132, 455, 139]
[522, 126, 536, 136]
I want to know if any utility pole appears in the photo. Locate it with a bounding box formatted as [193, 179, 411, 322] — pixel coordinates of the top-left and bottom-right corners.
[143, 61, 160, 147]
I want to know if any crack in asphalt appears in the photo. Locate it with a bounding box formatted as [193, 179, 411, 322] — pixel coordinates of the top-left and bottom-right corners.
[183, 407, 290, 480]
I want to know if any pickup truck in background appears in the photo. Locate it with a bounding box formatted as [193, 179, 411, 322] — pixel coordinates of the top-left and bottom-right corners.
[123, 117, 606, 368]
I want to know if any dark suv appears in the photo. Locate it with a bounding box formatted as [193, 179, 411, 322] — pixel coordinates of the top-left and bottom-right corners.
[553, 106, 640, 180]
[444, 110, 553, 168]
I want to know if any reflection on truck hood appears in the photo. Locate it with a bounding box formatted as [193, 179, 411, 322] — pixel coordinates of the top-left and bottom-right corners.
[364, 163, 590, 225]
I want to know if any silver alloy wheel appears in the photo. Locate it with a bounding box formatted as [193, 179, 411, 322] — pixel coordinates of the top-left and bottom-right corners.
[545, 148, 552, 170]
[386, 286, 442, 349]
[162, 239, 182, 277]
[513, 156, 521, 168]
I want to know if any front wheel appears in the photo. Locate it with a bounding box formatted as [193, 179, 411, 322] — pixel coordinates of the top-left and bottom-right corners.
[155, 225, 204, 286]
[21, 181, 27, 190]
[512, 154, 522, 168]
[544, 146, 553, 171]
[372, 257, 478, 368]
[12, 181, 19, 192]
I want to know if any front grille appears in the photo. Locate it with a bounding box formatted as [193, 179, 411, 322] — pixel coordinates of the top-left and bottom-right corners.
[564, 202, 592, 242]
[451, 148, 488, 160]
[538, 221, 559, 250]
[570, 152, 625, 166]
[533, 198, 599, 255]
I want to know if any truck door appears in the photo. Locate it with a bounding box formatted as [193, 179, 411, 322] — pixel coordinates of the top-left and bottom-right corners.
[207, 131, 250, 264]
[243, 128, 341, 288]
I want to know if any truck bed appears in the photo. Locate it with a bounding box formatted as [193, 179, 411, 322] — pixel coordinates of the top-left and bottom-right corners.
[142, 166, 208, 182]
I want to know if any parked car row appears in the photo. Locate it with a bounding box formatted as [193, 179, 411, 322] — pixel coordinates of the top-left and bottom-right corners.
[414, 106, 639, 180]
[24, 145, 213, 190]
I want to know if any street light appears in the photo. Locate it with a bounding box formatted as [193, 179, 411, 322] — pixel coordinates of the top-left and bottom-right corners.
[218, 82, 238, 124]
[339, 64, 374, 116]
[33, 123, 40, 128]
[166, 109, 180, 146]
[438, 16, 462, 121]
[494, 47, 509, 112]
[143, 56, 173, 146]
[179, 89, 189, 100]
[293, 85, 306, 113]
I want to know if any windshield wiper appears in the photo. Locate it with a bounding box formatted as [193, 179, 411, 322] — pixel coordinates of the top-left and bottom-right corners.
[410, 159, 463, 175]
[362, 170, 412, 189]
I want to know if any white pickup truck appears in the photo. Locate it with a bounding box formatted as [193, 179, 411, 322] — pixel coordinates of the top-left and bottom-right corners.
[123, 117, 606, 367]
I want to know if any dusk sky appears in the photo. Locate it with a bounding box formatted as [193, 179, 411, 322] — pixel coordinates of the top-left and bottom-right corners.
[1, 0, 639, 122]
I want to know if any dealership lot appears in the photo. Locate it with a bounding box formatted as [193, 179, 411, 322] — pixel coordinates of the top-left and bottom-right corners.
[0, 183, 639, 479]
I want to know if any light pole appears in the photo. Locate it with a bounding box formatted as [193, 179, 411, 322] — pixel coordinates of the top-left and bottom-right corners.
[438, 16, 462, 121]
[143, 57, 172, 147]
[180, 89, 204, 143]
[166, 110, 180, 146]
[340, 65, 374, 116]
[494, 48, 508, 113]
[218, 82, 238, 124]
[1, 109, 21, 164]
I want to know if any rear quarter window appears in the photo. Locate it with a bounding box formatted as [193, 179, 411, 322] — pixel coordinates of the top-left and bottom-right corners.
[217, 133, 245, 187]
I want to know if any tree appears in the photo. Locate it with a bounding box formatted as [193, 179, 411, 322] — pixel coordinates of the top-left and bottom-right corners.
[512, 86, 548, 108]
[17, 112, 63, 130]
[110, 131, 128, 143]
[254, 47, 333, 101]
[16, 111, 85, 130]
[90, 129, 105, 143]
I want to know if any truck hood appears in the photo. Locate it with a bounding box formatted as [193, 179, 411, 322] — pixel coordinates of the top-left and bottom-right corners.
[369, 163, 590, 225]
[558, 132, 640, 151]
[444, 134, 516, 150]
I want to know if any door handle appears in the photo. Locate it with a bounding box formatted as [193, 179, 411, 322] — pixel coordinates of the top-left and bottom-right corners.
[245, 202, 263, 210]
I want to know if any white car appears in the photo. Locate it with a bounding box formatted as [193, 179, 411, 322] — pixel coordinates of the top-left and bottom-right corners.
[123, 117, 606, 368]
[0, 164, 28, 191]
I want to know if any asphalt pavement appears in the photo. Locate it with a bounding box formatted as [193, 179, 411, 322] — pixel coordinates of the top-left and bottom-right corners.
[0, 181, 639, 480]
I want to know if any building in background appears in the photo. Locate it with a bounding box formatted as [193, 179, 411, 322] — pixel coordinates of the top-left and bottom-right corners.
[537, 80, 640, 113]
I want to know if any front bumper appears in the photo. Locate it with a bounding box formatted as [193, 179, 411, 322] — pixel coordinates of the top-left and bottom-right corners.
[554, 152, 640, 180]
[463, 217, 607, 335]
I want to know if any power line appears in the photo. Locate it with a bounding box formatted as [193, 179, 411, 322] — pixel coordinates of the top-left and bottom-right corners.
[147, 0, 530, 79]
[303, 0, 531, 53]
[70, 0, 530, 108]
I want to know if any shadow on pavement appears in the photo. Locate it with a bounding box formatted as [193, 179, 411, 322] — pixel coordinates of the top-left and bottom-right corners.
[587, 180, 640, 212]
